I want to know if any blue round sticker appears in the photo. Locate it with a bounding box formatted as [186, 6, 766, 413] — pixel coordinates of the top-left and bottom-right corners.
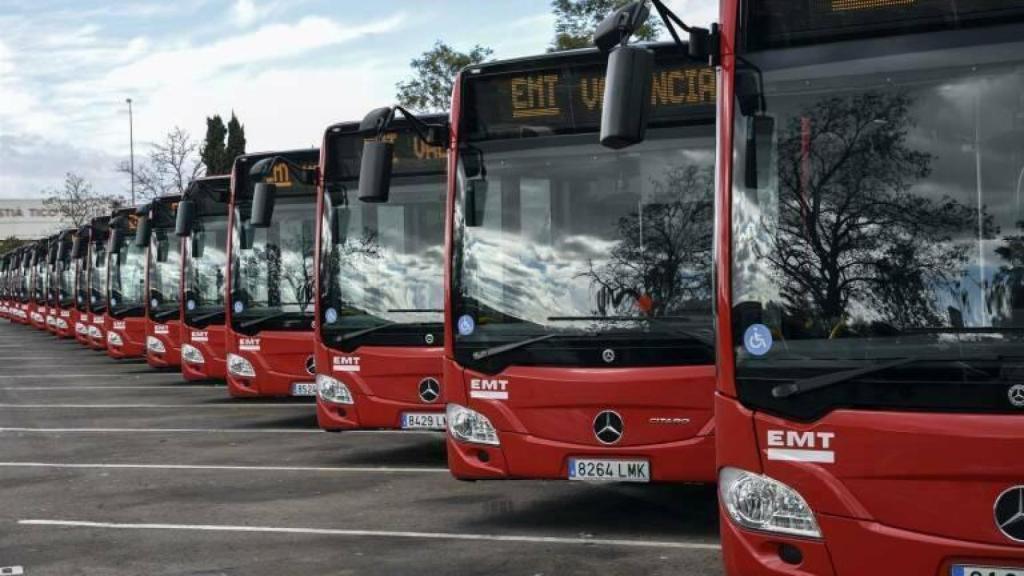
[187, 299, 196, 311]
[233, 301, 244, 314]
[744, 324, 773, 356]
[325, 308, 338, 324]
[151, 298, 158, 308]
[110, 298, 117, 306]
[457, 315, 475, 336]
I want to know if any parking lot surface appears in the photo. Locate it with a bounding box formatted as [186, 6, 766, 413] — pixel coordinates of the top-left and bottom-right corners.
[0, 323, 723, 575]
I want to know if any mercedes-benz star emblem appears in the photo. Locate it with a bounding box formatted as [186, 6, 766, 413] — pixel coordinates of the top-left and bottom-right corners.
[305, 355, 317, 375]
[602, 348, 616, 364]
[593, 411, 623, 445]
[995, 486, 1024, 542]
[418, 378, 441, 403]
[1008, 385, 1024, 408]
[425, 333, 435, 345]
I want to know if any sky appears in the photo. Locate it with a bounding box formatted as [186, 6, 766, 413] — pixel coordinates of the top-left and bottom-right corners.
[0, 0, 717, 201]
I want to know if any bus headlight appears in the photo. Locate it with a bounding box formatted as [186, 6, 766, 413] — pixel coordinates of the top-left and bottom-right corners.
[56, 318, 68, 329]
[719, 467, 821, 538]
[446, 403, 500, 446]
[316, 374, 353, 404]
[227, 353, 255, 378]
[88, 325, 102, 338]
[146, 336, 166, 354]
[181, 343, 204, 364]
[106, 331, 123, 346]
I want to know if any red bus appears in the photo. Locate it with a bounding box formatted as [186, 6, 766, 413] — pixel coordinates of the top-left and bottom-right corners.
[444, 47, 717, 483]
[224, 149, 321, 398]
[11, 246, 31, 325]
[602, 0, 1024, 572]
[314, 113, 449, 431]
[83, 215, 111, 349]
[177, 176, 232, 381]
[0, 251, 12, 321]
[140, 195, 184, 368]
[28, 238, 52, 330]
[52, 229, 77, 338]
[105, 208, 147, 358]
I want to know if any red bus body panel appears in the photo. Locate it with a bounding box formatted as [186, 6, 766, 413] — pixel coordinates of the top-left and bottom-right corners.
[86, 312, 107, 350]
[55, 306, 75, 338]
[314, 343, 444, 430]
[225, 331, 314, 397]
[181, 324, 226, 380]
[105, 315, 145, 359]
[145, 319, 182, 368]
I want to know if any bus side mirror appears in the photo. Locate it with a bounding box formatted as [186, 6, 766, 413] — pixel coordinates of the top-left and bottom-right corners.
[110, 229, 124, 254]
[71, 235, 85, 259]
[600, 44, 654, 149]
[239, 222, 255, 250]
[175, 200, 196, 237]
[134, 215, 152, 247]
[191, 235, 204, 259]
[464, 180, 486, 228]
[251, 183, 276, 228]
[359, 141, 394, 203]
[745, 115, 776, 190]
[331, 207, 351, 244]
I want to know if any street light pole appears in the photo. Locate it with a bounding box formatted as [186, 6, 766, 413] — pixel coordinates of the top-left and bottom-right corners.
[126, 97, 135, 206]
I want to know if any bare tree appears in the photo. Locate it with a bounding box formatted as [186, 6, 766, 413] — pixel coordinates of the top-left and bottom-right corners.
[118, 126, 204, 201]
[41, 172, 123, 228]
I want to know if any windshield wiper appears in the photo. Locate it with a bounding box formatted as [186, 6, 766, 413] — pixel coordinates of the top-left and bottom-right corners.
[334, 322, 395, 343]
[112, 304, 144, 316]
[387, 308, 444, 313]
[471, 330, 604, 362]
[190, 309, 225, 324]
[547, 316, 714, 347]
[771, 357, 918, 399]
[238, 311, 293, 330]
[152, 308, 180, 321]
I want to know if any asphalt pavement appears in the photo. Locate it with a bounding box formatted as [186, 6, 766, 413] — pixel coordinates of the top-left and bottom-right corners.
[0, 321, 724, 575]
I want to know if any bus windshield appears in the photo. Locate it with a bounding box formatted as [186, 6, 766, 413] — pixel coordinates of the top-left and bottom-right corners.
[453, 129, 716, 372]
[89, 239, 107, 313]
[231, 194, 317, 333]
[109, 233, 146, 314]
[148, 228, 181, 319]
[730, 27, 1024, 418]
[184, 215, 228, 327]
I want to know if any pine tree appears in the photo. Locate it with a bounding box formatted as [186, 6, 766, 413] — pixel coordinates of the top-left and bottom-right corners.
[200, 115, 227, 175]
[225, 112, 247, 170]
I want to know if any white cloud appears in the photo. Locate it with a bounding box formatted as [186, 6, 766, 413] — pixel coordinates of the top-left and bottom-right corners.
[663, 0, 718, 29]
[232, 0, 267, 28]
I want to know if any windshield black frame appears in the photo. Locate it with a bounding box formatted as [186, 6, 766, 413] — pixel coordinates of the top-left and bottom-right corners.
[730, 21, 1024, 420]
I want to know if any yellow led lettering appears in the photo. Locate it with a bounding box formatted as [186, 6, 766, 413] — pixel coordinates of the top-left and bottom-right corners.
[413, 138, 446, 160]
[271, 163, 291, 186]
[698, 68, 715, 103]
[831, 0, 915, 11]
[511, 74, 560, 119]
[580, 76, 605, 111]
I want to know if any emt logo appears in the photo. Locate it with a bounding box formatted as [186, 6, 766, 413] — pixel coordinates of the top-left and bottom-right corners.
[469, 378, 509, 400]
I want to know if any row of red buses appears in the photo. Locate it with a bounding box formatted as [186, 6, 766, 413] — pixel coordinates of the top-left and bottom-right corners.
[594, 0, 1024, 572]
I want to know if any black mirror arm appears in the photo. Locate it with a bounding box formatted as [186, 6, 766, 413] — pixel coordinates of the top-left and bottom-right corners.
[389, 106, 449, 148]
[649, 0, 721, 66]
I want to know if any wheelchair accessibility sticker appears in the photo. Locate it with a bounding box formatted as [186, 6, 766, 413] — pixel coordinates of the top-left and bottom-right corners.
[744, 324, 772, 356]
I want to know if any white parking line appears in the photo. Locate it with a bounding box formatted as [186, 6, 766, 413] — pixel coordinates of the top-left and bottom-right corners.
[18, 519, 722, 550]
[0, 385, 221, 390]
[0, 374, 172, 380]
[0, 462, 447, 473]
[0, 427, 438, 435]
[0, 427, 321, 434]
[0, 404, 311, 408]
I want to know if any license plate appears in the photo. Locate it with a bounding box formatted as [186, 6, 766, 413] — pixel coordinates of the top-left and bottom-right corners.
[568, 458, 651, 482]
[291, 383, 317, 397]
[401, 412, 447, 430]
[953, 566, 1024, 576]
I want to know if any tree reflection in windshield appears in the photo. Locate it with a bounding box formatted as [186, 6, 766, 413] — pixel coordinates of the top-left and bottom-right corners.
[733, 54, 1024, 346]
